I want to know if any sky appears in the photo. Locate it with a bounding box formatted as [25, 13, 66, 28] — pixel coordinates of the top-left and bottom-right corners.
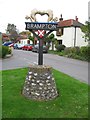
[0, 0, 89, 33]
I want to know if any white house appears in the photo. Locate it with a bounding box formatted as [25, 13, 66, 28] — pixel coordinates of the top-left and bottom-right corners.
[55, 17, 88, 47]
[18, 39, 33, 45]
[29, 16, 88, 49]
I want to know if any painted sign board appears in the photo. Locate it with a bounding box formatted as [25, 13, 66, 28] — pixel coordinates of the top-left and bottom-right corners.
[38, 30, 45, 38]
[25, 22, 58, 31]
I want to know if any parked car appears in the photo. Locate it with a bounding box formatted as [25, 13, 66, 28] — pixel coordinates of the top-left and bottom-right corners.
[17, 44, 24, 49]
[14, 43, 24, 49]
[32, 44, 48, 53]
[3, 41, 14, 47]
[13, 43, 18, 49]
[22, 44, 33, 51]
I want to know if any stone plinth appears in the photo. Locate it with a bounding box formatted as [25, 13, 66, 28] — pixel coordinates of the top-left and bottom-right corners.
[22, 65, 58, 101]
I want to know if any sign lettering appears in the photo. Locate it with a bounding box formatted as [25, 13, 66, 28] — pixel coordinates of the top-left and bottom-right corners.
[25, 22, 58, 31]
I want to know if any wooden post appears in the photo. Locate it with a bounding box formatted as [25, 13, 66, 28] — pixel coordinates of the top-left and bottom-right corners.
[29, 30, 53, 65]
[38, 38, 43, 65]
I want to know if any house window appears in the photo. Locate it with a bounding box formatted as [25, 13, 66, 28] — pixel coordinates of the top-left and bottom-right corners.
[56, 28, 64, 36]
[58, 40, 62, 44]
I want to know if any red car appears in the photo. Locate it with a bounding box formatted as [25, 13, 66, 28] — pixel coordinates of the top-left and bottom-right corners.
[22, 44, 33, 51]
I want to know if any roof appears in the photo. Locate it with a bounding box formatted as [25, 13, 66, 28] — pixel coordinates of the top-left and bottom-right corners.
[2, 33, 9, 37]
[58, 19, 84, 28]
[16, 35, 27, 41]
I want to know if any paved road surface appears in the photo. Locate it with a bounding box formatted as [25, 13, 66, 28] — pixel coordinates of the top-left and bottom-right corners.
[1, 49, 89, 84]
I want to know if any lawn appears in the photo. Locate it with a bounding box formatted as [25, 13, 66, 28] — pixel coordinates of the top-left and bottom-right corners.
[2, 67, 89, 118]
[0, 71, 2, 120]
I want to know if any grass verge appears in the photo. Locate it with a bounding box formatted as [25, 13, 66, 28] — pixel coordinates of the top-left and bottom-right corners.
[2, 67, 89, 118]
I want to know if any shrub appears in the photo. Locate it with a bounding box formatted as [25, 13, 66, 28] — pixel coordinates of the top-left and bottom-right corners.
[64, 47, 80, 55]
[64, 47, 71, 54]
[73, 46, 80, 55]
[80, 46, 90, 61]
[8, 47, 12, 54]
[55, 44, 66, 52]
[80, 46, 89, 56]
[66, 53, 76, 58]
[2, 46, 10, 58]
[0, 45, 2, 58]
[59, 51, 65, 56]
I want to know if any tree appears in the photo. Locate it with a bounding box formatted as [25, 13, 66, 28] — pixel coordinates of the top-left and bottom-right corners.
[47, 33, 57, 50]
[28, 35, 34, 45]
[19, 31, 31, 36]
[81, 21, 90, 43]
[6, 23, 19, 42]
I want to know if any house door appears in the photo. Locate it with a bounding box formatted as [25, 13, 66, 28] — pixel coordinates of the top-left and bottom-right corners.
[28, 40, 30, 44]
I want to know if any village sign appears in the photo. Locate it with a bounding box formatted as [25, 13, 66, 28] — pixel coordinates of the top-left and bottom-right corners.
[25, 9, 59, 65]
[23, 9, 59, 101]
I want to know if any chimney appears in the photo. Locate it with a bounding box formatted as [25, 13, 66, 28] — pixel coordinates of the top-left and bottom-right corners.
[59, 14, 63, 21]
[75, 16, 78, 21]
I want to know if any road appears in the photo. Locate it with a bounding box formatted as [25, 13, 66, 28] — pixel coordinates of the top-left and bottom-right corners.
[1, 49, 89, 84]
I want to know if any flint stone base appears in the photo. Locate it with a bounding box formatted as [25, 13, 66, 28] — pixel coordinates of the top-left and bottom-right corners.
[22, 65, 58, 101]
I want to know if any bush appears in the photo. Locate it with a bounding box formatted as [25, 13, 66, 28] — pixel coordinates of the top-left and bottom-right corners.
[8, 47, 12, 54]
[64, 47, 71, 54]
[73, 46, 80, 55]
[64, 46, 90, 61]
[55, 44, 66, 52]
[1, 46, 11, 58]
[64, 47, 80, 55]
[80, 46, 89, 56]
[0, 45, 2, 58]
[80, 46, 90, 61]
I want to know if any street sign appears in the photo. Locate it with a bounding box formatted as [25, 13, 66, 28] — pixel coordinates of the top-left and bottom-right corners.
[25, 22, 58, 31]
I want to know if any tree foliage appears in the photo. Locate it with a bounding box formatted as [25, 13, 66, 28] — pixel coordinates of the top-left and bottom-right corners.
[19, 31, 31, 36]
[48, 33, 55, 40]
[46, 33, 57, 50]
[28, 35, 34, 45]
[6, 23, 19, 42]
[81, 21, 90, 42]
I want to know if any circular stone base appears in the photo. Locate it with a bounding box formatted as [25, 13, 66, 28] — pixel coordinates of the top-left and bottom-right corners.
[22, 65, 58, 101]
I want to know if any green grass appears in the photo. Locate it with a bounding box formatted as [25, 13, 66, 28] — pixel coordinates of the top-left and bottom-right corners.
[2, 68, 89, 118]
[0, 71, 2, 120]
